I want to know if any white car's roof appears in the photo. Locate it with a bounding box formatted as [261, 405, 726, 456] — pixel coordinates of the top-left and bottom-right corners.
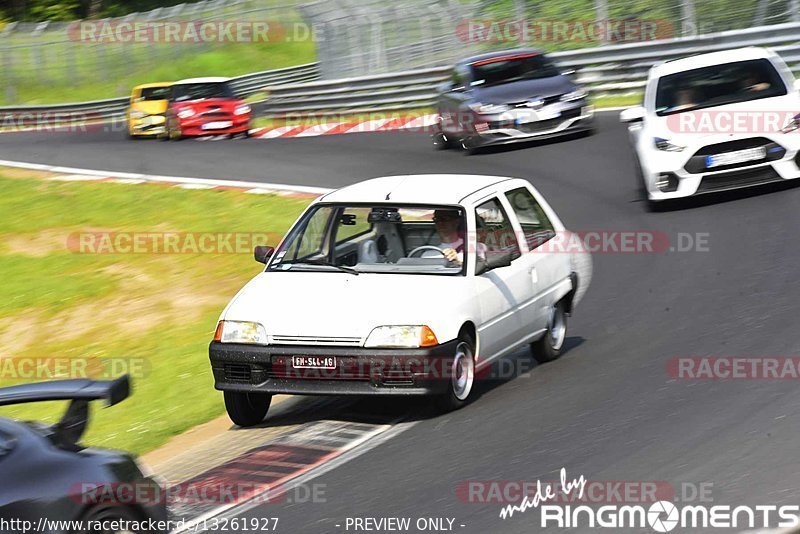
[651, 47, 775, 78]
[173, 77, 232, 85]
[320, 175, 519, 205]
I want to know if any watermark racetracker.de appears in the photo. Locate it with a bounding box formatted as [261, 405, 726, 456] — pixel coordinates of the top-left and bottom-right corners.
[456, 19, 675, 43]
[0, 356, 149, 380]
[67, 232, 279, 254]
[65, 230, 709, 255]
[668, 356, 800, 380]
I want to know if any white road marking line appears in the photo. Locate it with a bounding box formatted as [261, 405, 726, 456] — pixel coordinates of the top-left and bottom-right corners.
[244, 188, 278, 195]
[0, 159, 333, 195]
[108, 178, 147, 184]
[176, 183, 216, 189]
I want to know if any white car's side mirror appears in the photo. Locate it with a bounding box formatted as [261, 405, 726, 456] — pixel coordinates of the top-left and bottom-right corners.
[619, 106, 646, 123]
[794, 79, 800, 92]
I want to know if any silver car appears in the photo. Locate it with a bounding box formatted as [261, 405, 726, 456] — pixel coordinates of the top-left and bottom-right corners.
[433, 49, 595, 153]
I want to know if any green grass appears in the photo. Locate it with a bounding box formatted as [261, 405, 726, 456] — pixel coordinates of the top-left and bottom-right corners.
[1, 0, 315, 105]
[0, 173, 311, 454]
[3, 39, 316, 106]
[592, 94, 643, 108]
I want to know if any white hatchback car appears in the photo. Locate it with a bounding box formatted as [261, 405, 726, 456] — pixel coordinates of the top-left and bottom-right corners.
[210, 175, 591, 426]
[620, 47, 800, 203]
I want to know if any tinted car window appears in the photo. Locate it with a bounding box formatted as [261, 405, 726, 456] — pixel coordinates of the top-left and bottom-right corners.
[172, 82, 235, 102]
[140, 87, 171, 100]
[504, 187, 556, 250]
[655, 59, 788, 116]
[470, 54, 560, 87]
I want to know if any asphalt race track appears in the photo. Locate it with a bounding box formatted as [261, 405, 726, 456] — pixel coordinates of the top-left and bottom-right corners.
[4, 113, 800, 532]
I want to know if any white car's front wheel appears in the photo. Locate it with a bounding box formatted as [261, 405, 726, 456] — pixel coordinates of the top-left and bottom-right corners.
[224, 391, 271, 427]
[437, 333, 475, 411]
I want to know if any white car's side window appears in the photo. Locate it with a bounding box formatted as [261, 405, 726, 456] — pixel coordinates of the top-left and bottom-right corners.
[504, 187, 556, 251]
[474, 197, 522, 261]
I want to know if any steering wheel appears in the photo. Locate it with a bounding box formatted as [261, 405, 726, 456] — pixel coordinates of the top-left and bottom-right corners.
[408, 245, 446, 258]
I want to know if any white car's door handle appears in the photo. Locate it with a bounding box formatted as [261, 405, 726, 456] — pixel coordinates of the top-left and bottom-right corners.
[529, 266, 538, 284]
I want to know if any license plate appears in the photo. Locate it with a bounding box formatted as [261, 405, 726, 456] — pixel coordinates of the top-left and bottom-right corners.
[202, 121, 232, 130]
[292, 356, 336, 369]
[706, 147, 766, 169]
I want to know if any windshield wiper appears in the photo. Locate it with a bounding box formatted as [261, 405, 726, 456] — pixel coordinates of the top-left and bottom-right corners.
[292, 258, 360, 275]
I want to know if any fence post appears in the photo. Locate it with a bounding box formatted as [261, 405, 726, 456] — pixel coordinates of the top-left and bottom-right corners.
[681, 0, 696, 36]
[594, 0, 608, 44]
[791, 0, 800, 23]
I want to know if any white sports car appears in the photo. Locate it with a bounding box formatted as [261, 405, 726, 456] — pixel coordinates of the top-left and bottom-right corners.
[620, 46, 800, 203]
[209, 174, 592, 426]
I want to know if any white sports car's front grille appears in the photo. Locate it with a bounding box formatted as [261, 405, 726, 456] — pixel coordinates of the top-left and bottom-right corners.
[270, 335, 362, 346]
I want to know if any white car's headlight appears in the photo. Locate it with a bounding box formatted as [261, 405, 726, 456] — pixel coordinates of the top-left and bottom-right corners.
[561, 89, 587, 102]
[234, 105, 251, 116]
[214, 320, 267, 344]
[780, 114, 800, 133]
[364, 325, 438, 348]
[129, 110, 147, 119]
[177, 108, 195, 119]
[469, 103, 511, 114]
[653, 137, 686, 152]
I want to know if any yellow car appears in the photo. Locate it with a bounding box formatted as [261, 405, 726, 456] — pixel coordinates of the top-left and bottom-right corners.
[127, 83, 172, 138]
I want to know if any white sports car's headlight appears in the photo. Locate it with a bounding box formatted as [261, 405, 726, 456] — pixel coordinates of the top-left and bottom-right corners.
[780, 114, 800, 133]
[234, 105, 251, 116]
[561, 89, 587, 102]
[653, 137, 686, 152]
[469, 103, 511, 114]
[364, 325, 438, 348]
[214, 321, 267, 344]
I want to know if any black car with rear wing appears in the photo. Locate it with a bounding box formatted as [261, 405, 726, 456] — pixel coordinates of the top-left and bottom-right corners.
[0, 375, 168, 533]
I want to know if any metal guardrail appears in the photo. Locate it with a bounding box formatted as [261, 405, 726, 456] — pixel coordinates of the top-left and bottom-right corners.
[254, 22, 800, 117]
[0, 63, 319, 125]
[3, 22, 800, 124]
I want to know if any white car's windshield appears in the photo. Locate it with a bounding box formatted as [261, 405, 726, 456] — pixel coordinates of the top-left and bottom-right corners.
[655, 59, 788, 116]
[267, 204, 469, 275]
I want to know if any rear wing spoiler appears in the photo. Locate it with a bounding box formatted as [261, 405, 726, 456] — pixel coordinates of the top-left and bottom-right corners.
[0, 375, 130, 449]
[0, 375, 129, 408]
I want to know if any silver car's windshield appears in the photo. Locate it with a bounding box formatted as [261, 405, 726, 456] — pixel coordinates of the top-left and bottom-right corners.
[267, 204, 468, 275]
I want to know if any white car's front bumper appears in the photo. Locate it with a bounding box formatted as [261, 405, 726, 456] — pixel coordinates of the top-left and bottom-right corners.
[639, 135, 800, 201]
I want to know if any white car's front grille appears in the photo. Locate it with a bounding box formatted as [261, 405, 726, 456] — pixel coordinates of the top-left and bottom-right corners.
[270, 335, 362, 346]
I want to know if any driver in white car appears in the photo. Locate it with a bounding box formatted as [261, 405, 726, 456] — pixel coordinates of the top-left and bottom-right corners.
[433, 209, 487, 266]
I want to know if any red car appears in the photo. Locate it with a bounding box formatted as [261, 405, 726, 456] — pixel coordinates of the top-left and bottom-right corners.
[165, 77, 252, 139]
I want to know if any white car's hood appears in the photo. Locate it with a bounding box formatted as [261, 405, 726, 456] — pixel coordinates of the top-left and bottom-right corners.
[648, 93, 800, 146]
[221, 271, 472, 343]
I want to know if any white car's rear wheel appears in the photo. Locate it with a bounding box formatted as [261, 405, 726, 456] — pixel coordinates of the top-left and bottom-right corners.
[531, 301, 567, 364]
